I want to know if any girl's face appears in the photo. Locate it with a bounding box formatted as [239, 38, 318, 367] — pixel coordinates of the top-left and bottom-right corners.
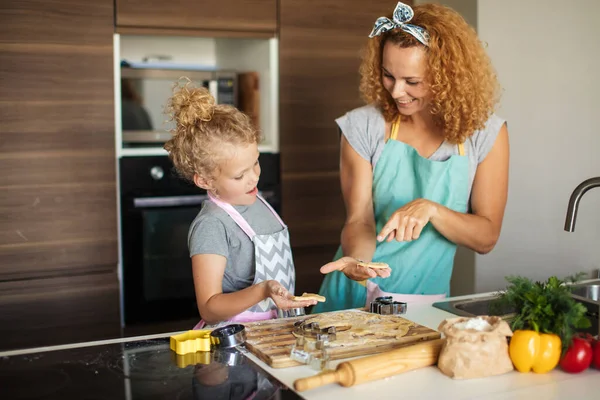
[381, 43, 431, 117]
[197, 141, 261, 206]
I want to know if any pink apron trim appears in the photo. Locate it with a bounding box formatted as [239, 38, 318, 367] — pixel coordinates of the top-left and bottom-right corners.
[207, 192, 285, 239]
[193, 309, 277, 330]
[365, 280, 446, 306]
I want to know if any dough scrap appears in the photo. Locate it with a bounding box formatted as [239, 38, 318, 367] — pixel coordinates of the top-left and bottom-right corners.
[302, 311, 414, 347]
[357, 261, 390, 269]
[293, 292, 326, 302]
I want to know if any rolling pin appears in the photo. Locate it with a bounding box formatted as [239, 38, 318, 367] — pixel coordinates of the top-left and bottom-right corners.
[294, 338, 445, 392]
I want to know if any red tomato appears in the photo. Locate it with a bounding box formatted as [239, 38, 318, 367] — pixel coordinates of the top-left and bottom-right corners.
[560, 337, 593, 373]
[593, 339, 600, 369]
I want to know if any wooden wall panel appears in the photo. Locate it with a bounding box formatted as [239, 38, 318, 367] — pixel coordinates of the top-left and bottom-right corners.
[279, 1, 412, 281]
[294, 244, 340, 296]
[0, 270, 121, 351]
[0, 0, 119, 348]
[0, 0, 117, 277]
[0, 102, 115, 152]
[0, 0, 114, 45]
[279, 1, 399, 248]
[0, 183, 117, 279]
[0, 46, 113, 101]
[116, 0, 277, 34]
[283, 172, 345, 247]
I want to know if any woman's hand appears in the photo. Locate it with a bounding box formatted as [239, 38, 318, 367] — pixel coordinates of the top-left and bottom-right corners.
[264, 280, 317, 309]
[377, 198, 438, 243]
[320, 256, 391, 281]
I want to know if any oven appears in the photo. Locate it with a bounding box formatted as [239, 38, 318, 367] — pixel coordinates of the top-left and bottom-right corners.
[119, 153, 280, 325]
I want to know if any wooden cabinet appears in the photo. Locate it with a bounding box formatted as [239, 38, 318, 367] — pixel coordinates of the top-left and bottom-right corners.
[0, 271, 121, 351]
[279, 0, 397, 248]
[116, 0, 277, 36]
[279, 1, 411, 293]
[0, 0, 120, 350]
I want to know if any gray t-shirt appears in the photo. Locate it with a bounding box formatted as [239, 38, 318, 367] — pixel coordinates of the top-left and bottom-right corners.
[335, 104, 505, 197]
[188, 199, 284, 293]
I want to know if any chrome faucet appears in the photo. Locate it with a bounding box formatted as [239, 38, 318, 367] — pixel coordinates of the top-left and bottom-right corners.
[564, 177, 600, 232]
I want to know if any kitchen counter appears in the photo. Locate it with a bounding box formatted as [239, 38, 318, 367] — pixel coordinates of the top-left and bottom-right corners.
[1, 292, 598, 400]
[248, 292, 600, 400]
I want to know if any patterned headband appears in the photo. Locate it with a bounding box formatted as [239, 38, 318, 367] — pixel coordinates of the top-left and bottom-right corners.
[368, 2, 430, 47]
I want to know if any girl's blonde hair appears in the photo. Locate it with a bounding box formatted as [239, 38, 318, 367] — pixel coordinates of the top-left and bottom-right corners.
[360, 3, 501, 144]
[164, 78, 260, 182]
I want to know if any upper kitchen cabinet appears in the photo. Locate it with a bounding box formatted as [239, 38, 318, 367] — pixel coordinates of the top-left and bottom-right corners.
[115, 0, 277, 37]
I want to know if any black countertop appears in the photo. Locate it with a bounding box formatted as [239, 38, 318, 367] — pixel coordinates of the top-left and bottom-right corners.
[0, 334, 302, 400]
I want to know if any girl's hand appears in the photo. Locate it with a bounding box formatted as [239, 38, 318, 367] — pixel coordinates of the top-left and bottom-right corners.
[320, 256, 391, 281]
[377, 198, 438, 243]
[264, 280, 317, 309]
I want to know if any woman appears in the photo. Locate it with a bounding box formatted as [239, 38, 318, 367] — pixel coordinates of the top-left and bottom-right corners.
[314, 2, 509, 313]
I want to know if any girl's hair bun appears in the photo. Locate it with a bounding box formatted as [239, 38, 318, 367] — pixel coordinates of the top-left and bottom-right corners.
[167, 77, 215, 127]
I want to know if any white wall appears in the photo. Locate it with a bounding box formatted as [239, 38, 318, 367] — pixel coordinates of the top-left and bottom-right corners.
[415, 0, 600, 293]
[476, 0, 600, 291]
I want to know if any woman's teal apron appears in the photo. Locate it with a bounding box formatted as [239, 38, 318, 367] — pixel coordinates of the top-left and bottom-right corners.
[314, 116, 469, 313]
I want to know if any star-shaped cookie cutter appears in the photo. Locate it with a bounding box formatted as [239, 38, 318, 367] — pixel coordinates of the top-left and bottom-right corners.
[290, 319, 349, 370]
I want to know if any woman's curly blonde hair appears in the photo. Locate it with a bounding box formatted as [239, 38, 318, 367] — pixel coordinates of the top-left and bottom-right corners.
[164, 78, 260, 183]
[360, 3, 501, 144]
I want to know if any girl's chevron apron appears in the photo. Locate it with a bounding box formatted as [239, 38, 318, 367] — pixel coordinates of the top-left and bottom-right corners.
[194, 193, 296, 329]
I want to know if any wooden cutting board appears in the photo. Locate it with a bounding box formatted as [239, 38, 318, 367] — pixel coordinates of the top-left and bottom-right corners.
[242, 309, 441, 368]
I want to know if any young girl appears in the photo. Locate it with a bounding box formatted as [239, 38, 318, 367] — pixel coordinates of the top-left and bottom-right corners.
[164, 79, 317, 328]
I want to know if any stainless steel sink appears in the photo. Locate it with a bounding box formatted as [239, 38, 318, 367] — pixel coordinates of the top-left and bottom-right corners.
[569, 281, 600, 337]
[571, 284, 600, 302]
[433, 282, 600, 337]
[432, 295, 516, 319]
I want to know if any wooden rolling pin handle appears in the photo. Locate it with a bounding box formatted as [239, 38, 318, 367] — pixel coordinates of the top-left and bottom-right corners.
[293, 368, 351, 392]
[294, 338, 445, 392]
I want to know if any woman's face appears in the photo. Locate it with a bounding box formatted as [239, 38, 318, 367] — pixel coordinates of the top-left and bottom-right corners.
[381, 43, 430, 116]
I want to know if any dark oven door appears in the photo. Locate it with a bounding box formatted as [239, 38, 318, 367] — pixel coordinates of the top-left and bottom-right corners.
[120, 156, 205, 325]
[122, 195, 206, 325]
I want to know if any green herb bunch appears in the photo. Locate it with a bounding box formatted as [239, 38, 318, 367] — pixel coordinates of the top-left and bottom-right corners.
[492, 275, 591, 352]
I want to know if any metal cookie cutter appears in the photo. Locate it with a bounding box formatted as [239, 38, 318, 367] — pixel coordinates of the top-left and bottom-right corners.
[210, 324, 247, 349]
[276, 307, 306, 318]
[290, 320, 338, 371]
[370, 296, 407, 315]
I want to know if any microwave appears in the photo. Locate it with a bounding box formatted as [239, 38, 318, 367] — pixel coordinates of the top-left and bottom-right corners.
[120, 66, 239, 147]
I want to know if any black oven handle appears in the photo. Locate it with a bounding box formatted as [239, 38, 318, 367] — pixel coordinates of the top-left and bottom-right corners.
[133, 194, 209, 208]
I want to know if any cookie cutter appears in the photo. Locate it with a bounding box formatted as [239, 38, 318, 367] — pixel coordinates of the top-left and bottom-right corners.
[212, 347, 246, 366]
[290, 320, 337, 370]
[170, 330, 212, 355]
[370, 296, 407, 315]
[171, 349, 212, 368]
[210, 324, 247, 349]
[171, 347, 246, 369]
[277, 307, 306, 318]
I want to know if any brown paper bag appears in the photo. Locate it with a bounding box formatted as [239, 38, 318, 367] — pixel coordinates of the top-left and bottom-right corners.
[437, 316, 513, 379]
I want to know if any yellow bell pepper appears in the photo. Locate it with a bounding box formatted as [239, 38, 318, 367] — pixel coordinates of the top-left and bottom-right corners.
[509, 330, 562, 373]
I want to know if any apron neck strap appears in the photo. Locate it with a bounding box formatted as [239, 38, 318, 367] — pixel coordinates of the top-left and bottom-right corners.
[207, 192, 285, 239]
[390, 116, 401, 141]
